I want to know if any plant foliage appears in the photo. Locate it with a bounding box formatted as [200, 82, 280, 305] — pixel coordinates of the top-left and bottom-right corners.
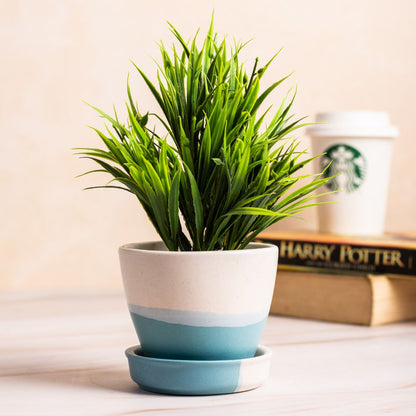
[76, 18, 331, 251]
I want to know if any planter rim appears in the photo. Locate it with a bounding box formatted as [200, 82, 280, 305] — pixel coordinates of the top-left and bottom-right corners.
[119, 241, 277, 256]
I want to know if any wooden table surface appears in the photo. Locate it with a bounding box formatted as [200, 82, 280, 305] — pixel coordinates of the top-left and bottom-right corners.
[1, 291, 415, 415]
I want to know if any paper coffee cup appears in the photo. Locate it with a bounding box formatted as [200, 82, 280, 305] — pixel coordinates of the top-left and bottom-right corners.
[307, 111, 398, 235]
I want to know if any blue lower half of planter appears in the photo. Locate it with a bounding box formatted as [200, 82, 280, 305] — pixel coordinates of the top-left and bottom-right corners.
[129, 310, 267, 360]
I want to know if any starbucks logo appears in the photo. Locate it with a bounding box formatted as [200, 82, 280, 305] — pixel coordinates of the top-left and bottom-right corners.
[321, 144, 366, 192]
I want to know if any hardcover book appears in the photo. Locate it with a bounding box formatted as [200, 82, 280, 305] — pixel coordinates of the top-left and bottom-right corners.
[271, 270, 416, 325]
[257, 230, 416, 277]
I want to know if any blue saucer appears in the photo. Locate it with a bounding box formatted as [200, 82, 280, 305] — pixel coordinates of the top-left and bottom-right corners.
[125, 345, 272, 395]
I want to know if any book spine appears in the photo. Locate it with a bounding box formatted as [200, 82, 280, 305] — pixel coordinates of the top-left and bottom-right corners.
[257, 237, 416, 277]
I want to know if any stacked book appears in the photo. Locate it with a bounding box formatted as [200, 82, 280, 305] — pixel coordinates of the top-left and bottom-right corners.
[257, 231, 416, 325]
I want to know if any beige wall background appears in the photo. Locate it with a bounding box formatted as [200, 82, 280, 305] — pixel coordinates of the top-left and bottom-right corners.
[1, 0, 415, 291]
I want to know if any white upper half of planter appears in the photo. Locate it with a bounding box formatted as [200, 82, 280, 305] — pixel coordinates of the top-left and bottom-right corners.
[119, 242, 278, 318]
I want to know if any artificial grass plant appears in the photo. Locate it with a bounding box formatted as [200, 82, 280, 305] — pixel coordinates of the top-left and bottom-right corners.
[76, 18, 330, 251]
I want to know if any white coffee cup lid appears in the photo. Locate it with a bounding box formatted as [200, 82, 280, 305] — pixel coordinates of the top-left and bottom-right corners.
[307, 111, 399, 138]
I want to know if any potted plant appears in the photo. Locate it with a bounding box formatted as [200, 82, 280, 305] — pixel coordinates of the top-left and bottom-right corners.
[76, 18, 329, 394]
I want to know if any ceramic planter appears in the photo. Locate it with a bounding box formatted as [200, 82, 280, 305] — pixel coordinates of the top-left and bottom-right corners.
[119, 242, 278, 361]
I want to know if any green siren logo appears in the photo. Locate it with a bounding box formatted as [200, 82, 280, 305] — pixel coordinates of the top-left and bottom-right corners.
[321, 144, 366, 192]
